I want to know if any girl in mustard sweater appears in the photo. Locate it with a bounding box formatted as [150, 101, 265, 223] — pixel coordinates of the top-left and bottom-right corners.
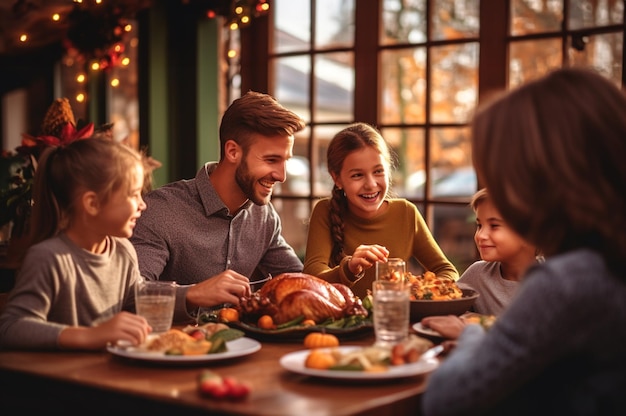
[303, 122, 458, 299]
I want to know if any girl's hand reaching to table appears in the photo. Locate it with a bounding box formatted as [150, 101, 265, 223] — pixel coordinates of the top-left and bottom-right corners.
[348, 244, 390, 276]
[58, 311, 151, 350]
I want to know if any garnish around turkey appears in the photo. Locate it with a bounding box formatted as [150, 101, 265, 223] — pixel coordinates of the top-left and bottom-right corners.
[199, 273, 374, 331]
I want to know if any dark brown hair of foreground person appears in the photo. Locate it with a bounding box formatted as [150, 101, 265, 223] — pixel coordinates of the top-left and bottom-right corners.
[471, 67, 626, 276]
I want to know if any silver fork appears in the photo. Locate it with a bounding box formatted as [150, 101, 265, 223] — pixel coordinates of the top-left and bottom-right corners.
[250, 273, 272, 292]
[421, 344, 445, 360]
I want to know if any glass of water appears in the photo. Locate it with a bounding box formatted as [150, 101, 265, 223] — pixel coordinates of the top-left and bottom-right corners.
[375, 258, 407, 282]
[372, 279, 410, 347]
[134, 280, 176, 333]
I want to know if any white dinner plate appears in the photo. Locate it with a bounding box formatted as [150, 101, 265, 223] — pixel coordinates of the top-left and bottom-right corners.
[412, 322, 444, 338]
[107, 336, 261, 364]
[279, 346, 439, 381]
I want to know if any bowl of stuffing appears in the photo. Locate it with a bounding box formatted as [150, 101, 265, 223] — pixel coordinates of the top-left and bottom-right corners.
[408, 272, 479, 322]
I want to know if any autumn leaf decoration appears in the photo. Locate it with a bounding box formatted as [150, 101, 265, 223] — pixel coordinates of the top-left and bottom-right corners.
[18, 98, 94, 164]
[0, 98, 94, 232]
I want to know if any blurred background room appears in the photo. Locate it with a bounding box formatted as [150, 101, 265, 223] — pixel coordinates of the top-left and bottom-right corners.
[1, 0, 624, 277]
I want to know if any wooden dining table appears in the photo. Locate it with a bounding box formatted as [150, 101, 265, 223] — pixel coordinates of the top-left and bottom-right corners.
[0, 328, 436, 416]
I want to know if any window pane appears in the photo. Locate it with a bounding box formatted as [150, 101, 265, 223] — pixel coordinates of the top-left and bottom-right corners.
[58, 61, 88, 122]
[569, 32, 623, 84]
[432, 203, 476, 273]
[381, 0, 427, 45]
[227, 29, 241, 100]
[569, 0, 624, 29]
[430, 43, 479, 123]
[108, 22, 139, 148]
[380, 47, 427, 124]
[429, 127, 474, 201]
[432, 0, 480, 41]
[271, 56, 311, 122]
[272, 0, 310, 53]
[275, 128, 311, 197]
[380, 127, 426, 199]
[510, 0, 563, 35]
[314, 52, 354, 123]
[271, 199, 311, 260]
[312, 124, 344, 197]
[508, 38, 563, 88]
[315, 0, 355, 49]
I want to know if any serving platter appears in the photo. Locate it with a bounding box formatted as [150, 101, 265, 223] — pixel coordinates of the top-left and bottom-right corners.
[412, 313, 497, 339]
[228, 320, 374, 342]
[279, 346, 439, 381]
[107, 336, 261, 364]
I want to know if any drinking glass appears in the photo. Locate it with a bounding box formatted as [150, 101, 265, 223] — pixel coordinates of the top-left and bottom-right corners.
[375, 258, 407, 282]
[135, 280, 176, 333]
[372, 279, 410, 347]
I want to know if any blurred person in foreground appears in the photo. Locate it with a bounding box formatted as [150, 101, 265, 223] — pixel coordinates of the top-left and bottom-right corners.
[303, 122, 458, 299]
[130, 91, 306, 323]
[421, 188, 541, 339]
[422, 68, 626, 415]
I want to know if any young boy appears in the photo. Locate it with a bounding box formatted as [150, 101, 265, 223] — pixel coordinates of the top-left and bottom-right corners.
[420, 188, 540, 338]
[458, 188, 540, 315]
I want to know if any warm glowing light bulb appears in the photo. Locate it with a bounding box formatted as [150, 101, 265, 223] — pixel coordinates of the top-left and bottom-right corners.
[76, 74, 86, 83]
[241, 16, 250, 24]
[114, 44, 122, 52]
[19, 34, 28, 42]
[228, 49, 237, 58]
[52, 14, 60, 21]
[124, 24, 132, 32]
[76, 93, 85, 102]
[235, 6, 243, 14]
[110, 78, 120, 87]
[229, 22, 239, 30]
[95, 0, 102, 4]
[260, 3, 269, 12]
[121, 57, 130, 66]
[91, 62, 100, 70]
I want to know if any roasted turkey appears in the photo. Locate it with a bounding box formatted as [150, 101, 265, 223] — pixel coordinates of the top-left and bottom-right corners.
[239, 273, 368, 325]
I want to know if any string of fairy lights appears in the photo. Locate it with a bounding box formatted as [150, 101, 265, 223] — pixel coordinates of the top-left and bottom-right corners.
[13, 0, 270, 105]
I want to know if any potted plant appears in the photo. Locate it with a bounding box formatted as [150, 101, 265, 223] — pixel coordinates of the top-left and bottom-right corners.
[0, 98, 94, 262]
[1, 98, 162, 259]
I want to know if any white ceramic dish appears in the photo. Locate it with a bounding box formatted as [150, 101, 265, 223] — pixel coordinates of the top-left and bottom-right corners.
[107, 337, 261, 363]
[279, 346, 439, 381]
[412, 322, 444, 338]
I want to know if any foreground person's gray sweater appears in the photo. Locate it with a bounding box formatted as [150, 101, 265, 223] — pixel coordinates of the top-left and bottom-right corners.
[423, 248, 626, 416]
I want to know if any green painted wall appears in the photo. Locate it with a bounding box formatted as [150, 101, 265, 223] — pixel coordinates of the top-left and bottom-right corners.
[146, 2, 220, 187]
[197, 19, 220, 167]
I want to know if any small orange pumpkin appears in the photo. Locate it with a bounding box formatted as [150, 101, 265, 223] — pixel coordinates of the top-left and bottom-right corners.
[218, 307, 239, 322]
[303, 332, 339, 349]
[257, 314, 275, 330]
[304, 349, 337, 369]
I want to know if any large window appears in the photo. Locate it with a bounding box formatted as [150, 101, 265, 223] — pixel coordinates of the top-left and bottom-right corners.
[378, 0, 479, 273]
[509, 0, 623, 87]
[240, 0, 624, 273]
